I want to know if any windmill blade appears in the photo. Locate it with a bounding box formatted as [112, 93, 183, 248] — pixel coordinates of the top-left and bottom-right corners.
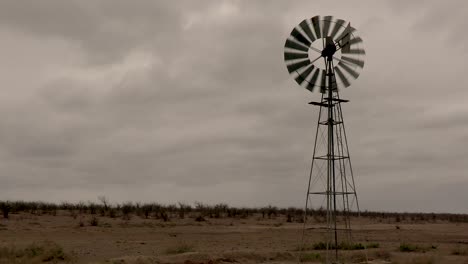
[343, 48, 366, 55]
[320, 69, 327, 93]
[295, 64, 315, 85]
[284, 38, 309, 52]
[291, 27, 311, 47]
[299, 19, 316, 42]
[311, 16, 321, 40]
[337, 61, 360, 79]
[305, 68, 320, 92]
[336, 23, 355, 42]
[322, 16, 333, 37]
[341, 55, 365, 68]
[329, 19, 346, 40]
[284, 51, 308, 61]
[286, 59, 310, 73]
[349, 36, 363, 46]
[334, 67, 350, 87]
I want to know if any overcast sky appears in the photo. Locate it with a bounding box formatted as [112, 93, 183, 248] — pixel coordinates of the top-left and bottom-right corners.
[0, 0, 467, 213]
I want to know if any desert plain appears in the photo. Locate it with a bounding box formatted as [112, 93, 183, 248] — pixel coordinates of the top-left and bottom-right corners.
[1, 203, 468, 264]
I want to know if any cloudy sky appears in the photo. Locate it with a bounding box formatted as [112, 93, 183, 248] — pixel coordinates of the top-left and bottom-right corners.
[0, 0, 467, 213]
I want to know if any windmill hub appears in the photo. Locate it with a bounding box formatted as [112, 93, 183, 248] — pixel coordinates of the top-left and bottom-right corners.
[284, 16, 365, 92]
[321, 42, 337, 60]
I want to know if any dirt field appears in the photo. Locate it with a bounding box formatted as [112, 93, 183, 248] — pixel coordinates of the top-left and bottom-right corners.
[1, 211, 468, 264]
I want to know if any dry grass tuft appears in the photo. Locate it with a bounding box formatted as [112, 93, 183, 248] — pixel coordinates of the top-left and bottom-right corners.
[0, 241, 71, 263]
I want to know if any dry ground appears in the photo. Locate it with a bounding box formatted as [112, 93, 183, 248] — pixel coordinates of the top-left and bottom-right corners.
[1, 212, 468, 264]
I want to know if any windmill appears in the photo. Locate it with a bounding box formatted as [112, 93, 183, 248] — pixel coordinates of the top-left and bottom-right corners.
[283, 16, 365, 263]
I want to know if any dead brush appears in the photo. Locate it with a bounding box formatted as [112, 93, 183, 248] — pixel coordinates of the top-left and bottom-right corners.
[0, 202, 11, 219]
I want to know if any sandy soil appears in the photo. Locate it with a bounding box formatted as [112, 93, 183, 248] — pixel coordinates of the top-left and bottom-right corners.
[1, 212, 468, 263]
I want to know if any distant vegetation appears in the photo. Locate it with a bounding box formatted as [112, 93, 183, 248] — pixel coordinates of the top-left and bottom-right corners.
[1, 199, 468, 223]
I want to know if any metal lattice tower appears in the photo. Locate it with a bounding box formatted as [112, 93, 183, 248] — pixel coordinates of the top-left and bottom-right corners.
[283, 16, 366, 263]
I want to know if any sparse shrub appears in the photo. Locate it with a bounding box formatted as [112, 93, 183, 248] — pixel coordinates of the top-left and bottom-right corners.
[266, 205, 278, 219]
[109, 208, 116, 218]
[160, 211, 169, 222]
[312, 241, 327, 250]
[75, 201, 86, 214]
[89, 216, 99, 226]
[88, 202, 97, 215]
[98, 196, 109, 211]
[195, 215, 206, 222]
[0, 202, 11, 219]
[121, 202, 133, 220]
[399, 243, 418, 252]
[178, 202, 191, 219]
[367, 242, 380, 249]
[341, 242, 366, 250]
[142, 204, 152, 219]
[398, 243, 436, 253]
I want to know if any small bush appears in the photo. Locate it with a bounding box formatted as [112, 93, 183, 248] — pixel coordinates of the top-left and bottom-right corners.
[312, 241, 327, 250]
[109, 208, 116, 218]
[367, 242, 380, 249]
[195, 215, 206, 222]
[160, 211, 169, 222]
[0, 202, 11, 219]
[121, 203, 133, 220]
[89, 216, 99, 226]
[399, 243, 418, 252]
